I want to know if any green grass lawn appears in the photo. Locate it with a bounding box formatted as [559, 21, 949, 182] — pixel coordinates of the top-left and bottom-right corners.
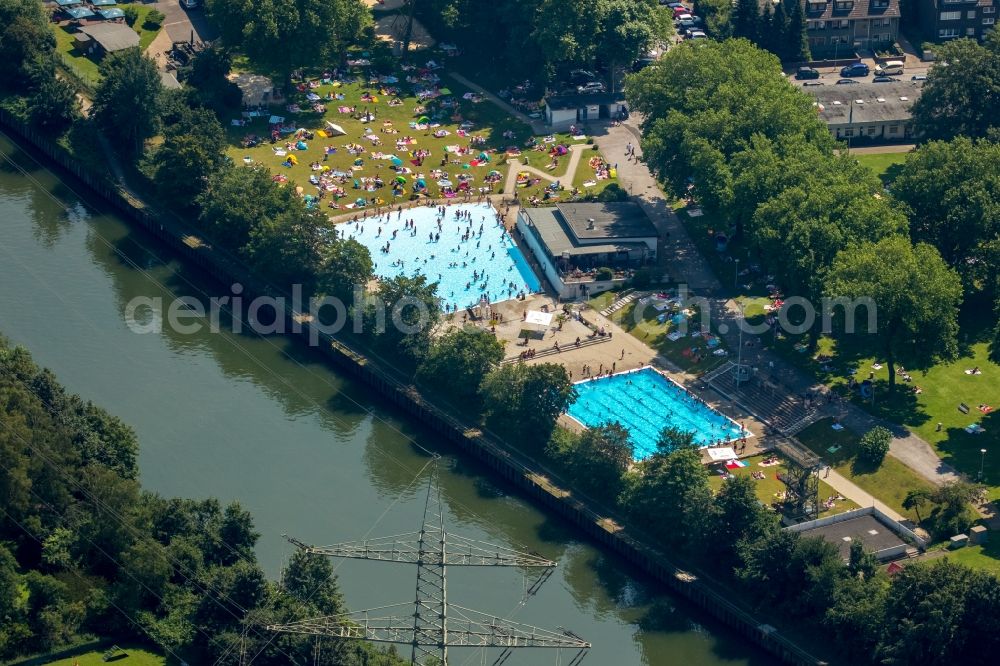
[773, 331, 1000, 501]
[226, 72, 532, 205]
[44, 645, 167, 666]
[609, 298, 731, 375]
[849, 151, 910, 184]
[707, 453, 859, 517]
[225, 71, 617, 210]
[51, 7, 163, 88]
[935, 538, 1000, 575]
[797, 418, 936, 521]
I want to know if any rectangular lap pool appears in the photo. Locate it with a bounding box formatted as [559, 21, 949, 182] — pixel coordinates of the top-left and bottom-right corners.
[567, 367, 746, 459]
[337, 202, 541, 311]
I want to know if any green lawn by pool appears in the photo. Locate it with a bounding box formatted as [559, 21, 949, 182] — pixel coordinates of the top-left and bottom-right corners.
[224, 71, 616, 209]
[707, 453, 859, 517]
[796, 417, 935, 521]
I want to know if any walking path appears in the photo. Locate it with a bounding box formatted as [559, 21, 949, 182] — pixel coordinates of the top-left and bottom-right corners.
[822, 467, 907, 522]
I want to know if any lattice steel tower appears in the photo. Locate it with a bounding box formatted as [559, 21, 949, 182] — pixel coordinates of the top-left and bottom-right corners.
[266, 471, 590, 665]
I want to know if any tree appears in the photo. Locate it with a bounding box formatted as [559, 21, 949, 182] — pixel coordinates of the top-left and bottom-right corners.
[753, 167, 909, 346]
[595, 0, 657, 92]
[708, 474, 779, 567]
[197, 165, 299, 249]
[891, 137, 1000, 292]
[548, 423, 633, 502]
[148, 104, 227, 203]
[784, 0, 810, 62]
[826, 236, 963, 390]
[732, 0, 760, 41]
[27, 75, 79, 130]
[366, 274, 441, 365]
[876, 560, 1000, 665]
[694, 0, 733, 38]
[185, 46, 243, 116]
[621, 447, 712, 548]
[416, 327, 504, 403]
[531, 0, 602, 81]
[244, 208, 329, 293]
[207, 0, 371, 86]
[626, 39, 832, 206]
[0, 0, 55, 91]
[923, 481, 987, 538]
[481, 362, 575, 450]
[858, 426, 892, 467]
[655, 425, 696, 454]
[738, 531, 845, 616]
[910, 37, 1000, 140]
[318, 237, 373, 303]
[847, 540, 880, 581]
[92, 48, 163, 155]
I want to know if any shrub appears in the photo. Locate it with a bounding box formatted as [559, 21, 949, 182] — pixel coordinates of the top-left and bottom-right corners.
[858, 426, 892, 466]
[595, 266, 614, 281]
[123, 5, 140, 26]
[586, 138, 595, 145]
[144, 9, 165, 29]
[597, 183, 628, 202]
[630, 267, 653, 289]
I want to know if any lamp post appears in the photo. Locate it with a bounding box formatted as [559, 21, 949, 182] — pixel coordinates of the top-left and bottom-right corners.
[980, 448, 987, 481]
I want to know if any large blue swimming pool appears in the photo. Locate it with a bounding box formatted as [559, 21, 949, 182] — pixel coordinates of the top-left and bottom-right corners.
[337, 202, 541, 311]
[567, 367, 746, 459]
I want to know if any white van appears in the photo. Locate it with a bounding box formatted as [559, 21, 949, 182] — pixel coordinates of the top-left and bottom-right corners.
[875, 60, 904, 76]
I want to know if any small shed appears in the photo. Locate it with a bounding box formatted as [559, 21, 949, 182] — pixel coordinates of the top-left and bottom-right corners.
[544, 93, 626, 130]
[78, 22, 139, 56]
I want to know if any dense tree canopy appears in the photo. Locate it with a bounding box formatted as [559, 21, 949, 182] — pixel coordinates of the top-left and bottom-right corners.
[147, 104, 227, 203]
[626, 39, 833, 206]
[826, 236, 963, 389]
[910, 35, 1000, 140]
[547, 423, 633, 502]
[0, 0, 55, 91]
[207, 0, 371, 83]
[480, 362, 575, 450]
[92, 48, 164, 154]
[416, 327, 505, 403]
[891, 137, 1000, 292]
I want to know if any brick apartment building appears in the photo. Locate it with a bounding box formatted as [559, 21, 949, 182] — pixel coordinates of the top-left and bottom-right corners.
[916, 0, 996, 43]
[804, 0, 902, 57]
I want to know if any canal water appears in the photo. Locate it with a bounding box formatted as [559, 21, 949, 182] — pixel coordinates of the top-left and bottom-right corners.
[0, 132, 776, 666]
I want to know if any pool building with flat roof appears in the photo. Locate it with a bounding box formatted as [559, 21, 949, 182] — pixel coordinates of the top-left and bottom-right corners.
[516, 202, 658, 299]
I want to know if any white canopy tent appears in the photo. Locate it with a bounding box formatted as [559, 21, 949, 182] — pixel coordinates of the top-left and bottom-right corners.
[325, 121, 347, 136]
[706, 447, 738, 462]
[524, 310, 553, 327]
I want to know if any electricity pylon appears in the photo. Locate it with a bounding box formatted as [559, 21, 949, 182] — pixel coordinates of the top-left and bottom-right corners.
[266, 472, 590, 665]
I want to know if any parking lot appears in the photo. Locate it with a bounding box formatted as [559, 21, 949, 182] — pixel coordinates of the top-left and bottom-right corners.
[150, 0, 217, 45]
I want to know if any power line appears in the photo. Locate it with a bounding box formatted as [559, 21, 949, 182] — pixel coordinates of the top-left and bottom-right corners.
[267, 464, 590, 665]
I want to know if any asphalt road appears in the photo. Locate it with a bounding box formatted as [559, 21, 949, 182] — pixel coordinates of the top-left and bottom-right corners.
[786, 60, 932, 88]
[151, 0, 217, 45]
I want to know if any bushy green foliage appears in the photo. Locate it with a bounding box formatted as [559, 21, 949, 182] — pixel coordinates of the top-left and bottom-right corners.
[858, 426, 892, 467]
[93, 48, 163, 154]
[416, 327, 505, 403]
[480, 362, 575, 450]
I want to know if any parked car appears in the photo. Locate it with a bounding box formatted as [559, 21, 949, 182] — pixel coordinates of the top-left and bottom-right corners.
[687, 30, 707, 39]
[672, 6, 689, 16]
[911, 74, 927, 81]
[577, 81, 606, 94]
[874, 60, 904, 76]
[795, 66, 820, 80]
[803, 81, 825, 86]
[839, 62, 870, 77]
[836, 78, 860, 84]
[872, 76, 898, 83]
[675, 13, 693, 22]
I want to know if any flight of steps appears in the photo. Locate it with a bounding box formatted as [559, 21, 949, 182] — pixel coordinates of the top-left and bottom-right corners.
[705, 362, 817, 434]
[600, 290, 642, 317]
